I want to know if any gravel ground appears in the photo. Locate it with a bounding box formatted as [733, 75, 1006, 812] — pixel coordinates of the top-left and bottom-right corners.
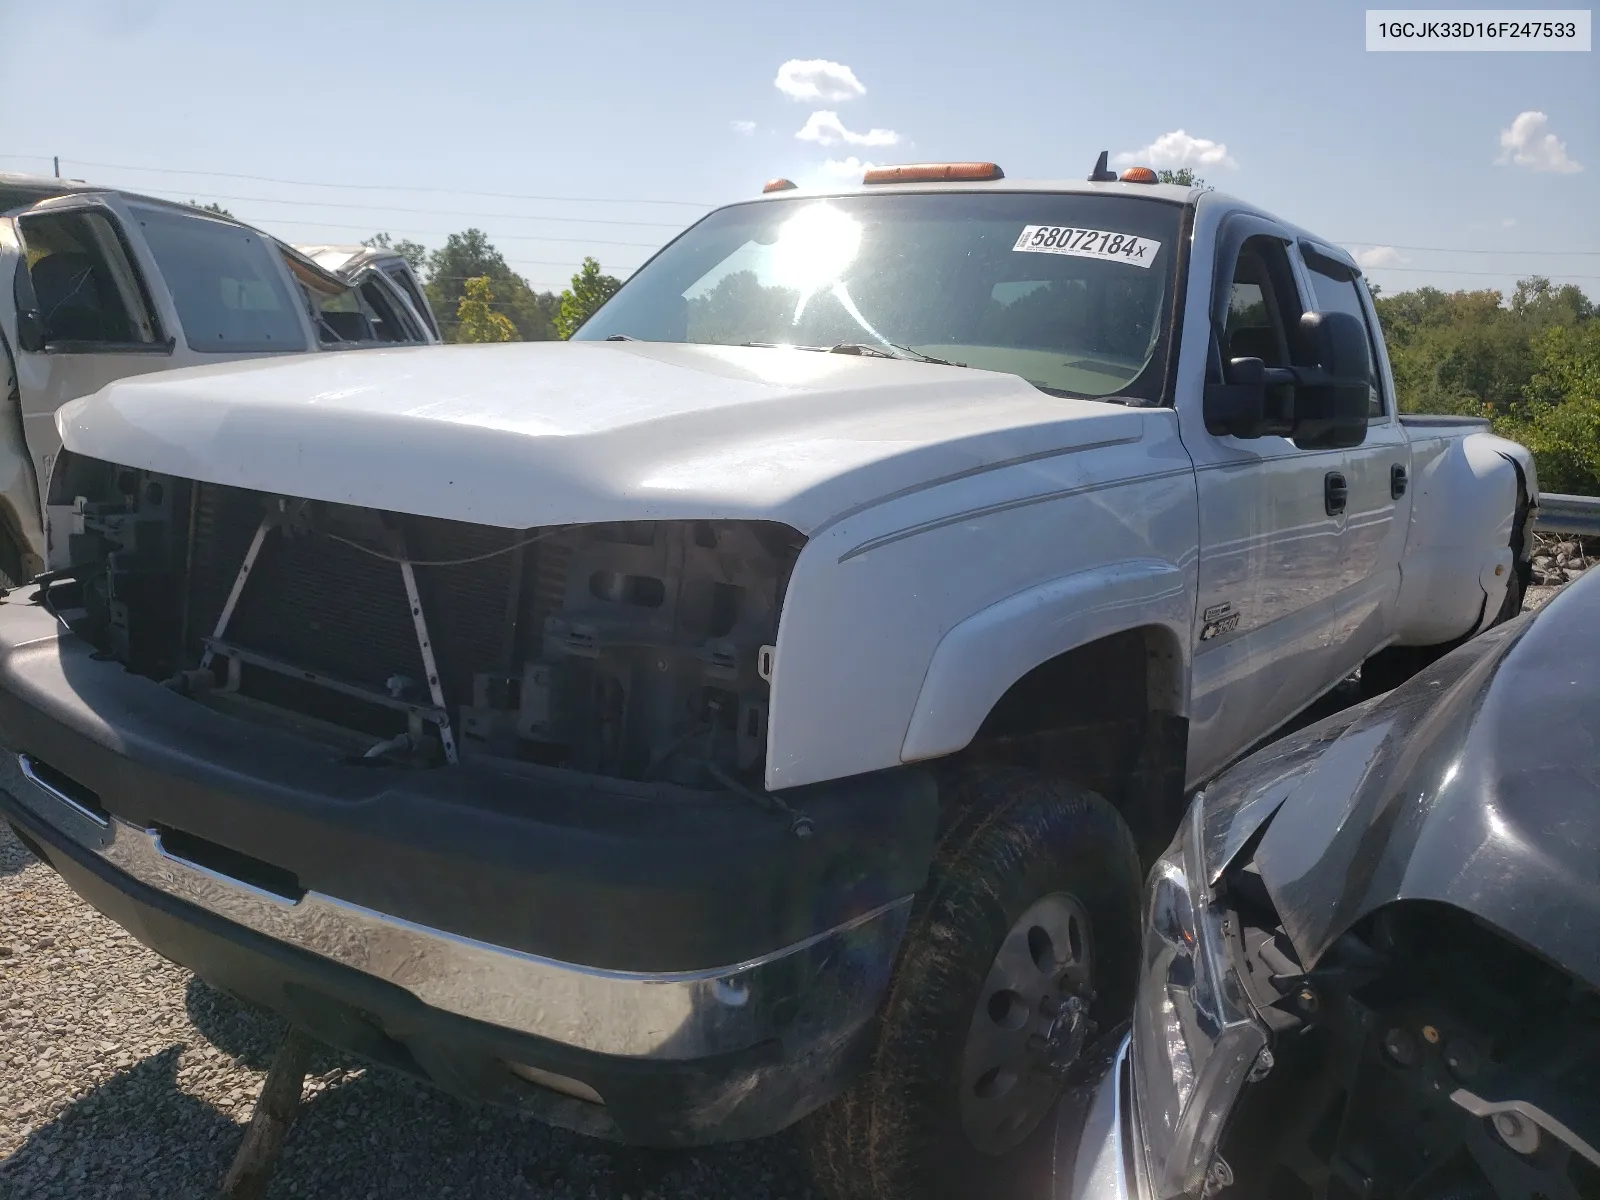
[0, 583, 1569, 1199]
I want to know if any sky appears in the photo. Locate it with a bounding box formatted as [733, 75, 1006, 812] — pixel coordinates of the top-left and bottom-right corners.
[1, 0, 1595, 299]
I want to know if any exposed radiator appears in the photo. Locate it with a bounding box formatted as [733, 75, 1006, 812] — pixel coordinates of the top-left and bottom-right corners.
[182, 482, 565, 730]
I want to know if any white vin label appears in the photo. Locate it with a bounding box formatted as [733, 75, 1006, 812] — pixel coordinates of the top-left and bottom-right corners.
[1012, 225, 1161, 268]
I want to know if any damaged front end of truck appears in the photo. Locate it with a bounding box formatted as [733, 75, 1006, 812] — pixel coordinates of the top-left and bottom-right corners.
[0, 448, 938, 1145]
[51, 452, 802, 789]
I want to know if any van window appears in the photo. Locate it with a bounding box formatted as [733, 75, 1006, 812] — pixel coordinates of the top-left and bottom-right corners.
[18, 209, 160, 348]
[384, 263, 438, 338]
[130, 206, 308, 353]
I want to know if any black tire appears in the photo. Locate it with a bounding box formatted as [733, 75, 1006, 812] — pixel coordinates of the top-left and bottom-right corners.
[0, 527, 21, 591]
[800, 766, 1142, 1200]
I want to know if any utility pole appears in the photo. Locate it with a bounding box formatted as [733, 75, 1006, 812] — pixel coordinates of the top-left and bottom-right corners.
[53, 156, 60, 178]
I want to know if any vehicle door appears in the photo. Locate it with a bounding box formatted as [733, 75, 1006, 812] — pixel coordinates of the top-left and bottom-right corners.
[1294, 240, 1412, 674]
[350, 264, 435, 344]
[1180, 214, 1352, 783]
[379, 258, 440, 341]
[1, 193, 176, 523]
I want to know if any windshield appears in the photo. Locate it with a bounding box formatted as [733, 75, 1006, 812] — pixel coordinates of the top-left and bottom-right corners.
[576, 191, 1184, 402]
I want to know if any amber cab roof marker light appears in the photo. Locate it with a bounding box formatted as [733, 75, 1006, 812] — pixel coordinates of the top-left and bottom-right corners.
[1119, 166, 1159, 184]
[862, 162, 1005, 185]
[762, 178, 798, 193]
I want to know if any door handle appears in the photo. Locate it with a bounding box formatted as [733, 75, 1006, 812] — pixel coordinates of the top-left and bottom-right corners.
[1325, 471, 1348, 516]
[1390, 463, 1408, 499]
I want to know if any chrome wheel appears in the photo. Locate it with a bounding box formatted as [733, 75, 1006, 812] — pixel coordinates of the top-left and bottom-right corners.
[958, 891, 1095, 1154]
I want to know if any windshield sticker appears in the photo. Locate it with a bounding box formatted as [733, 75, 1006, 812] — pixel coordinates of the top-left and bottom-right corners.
[1012, 226, 1161, 268]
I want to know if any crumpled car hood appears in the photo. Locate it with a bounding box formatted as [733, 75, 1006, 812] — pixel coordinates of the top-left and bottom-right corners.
[56, 340, 1145, 534]
[1199, 573, 1600, 990]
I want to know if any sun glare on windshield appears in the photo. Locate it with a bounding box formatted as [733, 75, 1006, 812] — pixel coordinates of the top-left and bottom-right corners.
[769, 203, 863, 324]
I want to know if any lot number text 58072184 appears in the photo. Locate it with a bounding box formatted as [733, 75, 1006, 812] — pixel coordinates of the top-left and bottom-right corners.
[1012, 226, 1161, 268]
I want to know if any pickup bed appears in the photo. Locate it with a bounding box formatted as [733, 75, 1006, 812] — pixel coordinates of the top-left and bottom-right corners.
[0, 166, 1534, 1200]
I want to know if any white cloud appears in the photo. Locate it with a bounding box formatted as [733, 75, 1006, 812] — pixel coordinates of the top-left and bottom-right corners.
[1114, 130, 1238, 171]
[819, 157, 875, 182]
[1497, 111, 1582, 173]
[1502, 217, 1519, 227]
[774, 59, 866, 103]
[730, 119, 756, 135]
[795, 110, 899, 148]
[1352, 246, 1402, 269]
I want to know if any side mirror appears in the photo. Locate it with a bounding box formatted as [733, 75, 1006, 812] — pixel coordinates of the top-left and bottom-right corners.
[1289, 310, 1371, 450]
[1202, 310, 1371, 447]
[16, 308, 46, 353]
[13, 257, 47, 353]
[1203, 355, 1295, 439]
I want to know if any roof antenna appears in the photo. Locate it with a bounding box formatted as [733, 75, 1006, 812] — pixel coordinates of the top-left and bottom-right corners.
[1088, 150, 1118, 182]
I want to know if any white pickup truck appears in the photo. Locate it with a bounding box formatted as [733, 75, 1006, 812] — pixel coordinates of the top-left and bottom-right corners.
[0, 174, 438, 585]
[0, 160, 1534, 1200]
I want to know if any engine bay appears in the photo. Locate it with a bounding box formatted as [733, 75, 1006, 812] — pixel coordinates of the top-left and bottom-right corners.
[45, 453, 802, 789]
[1218, 868, 1600, 1200]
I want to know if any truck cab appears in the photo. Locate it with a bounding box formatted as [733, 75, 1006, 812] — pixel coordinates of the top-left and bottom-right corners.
[0, 175, 440, 584]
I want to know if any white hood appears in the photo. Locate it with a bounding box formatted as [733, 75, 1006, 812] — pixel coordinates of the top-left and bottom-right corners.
[57, 341, 1146, 534]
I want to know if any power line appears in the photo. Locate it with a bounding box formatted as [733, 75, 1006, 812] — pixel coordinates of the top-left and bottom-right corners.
[135, 187, 693, 229]
[1339, 242, 1600, 257]
[1360, 265, 1600, 279]
[245, 215, 663, 247]
[2, 154, 715, 208]
[8, 156, 1595, 262]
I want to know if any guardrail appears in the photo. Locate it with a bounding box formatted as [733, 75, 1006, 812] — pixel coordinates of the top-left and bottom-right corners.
[1533, 493, 1600, 538]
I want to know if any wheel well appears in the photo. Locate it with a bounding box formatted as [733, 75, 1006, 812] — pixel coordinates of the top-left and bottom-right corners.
[954, 625, 1187, 866]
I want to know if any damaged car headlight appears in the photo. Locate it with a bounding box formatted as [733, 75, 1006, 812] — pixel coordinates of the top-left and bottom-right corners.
[1131, 794, 1268, 1198]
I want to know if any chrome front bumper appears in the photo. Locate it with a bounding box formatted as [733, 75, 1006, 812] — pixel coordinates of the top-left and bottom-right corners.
[11, 752, 911, 1062]
[1054, 1033, 1148, 1200]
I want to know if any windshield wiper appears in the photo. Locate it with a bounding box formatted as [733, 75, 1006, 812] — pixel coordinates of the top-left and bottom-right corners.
[827, 342, 969, 367]
[737, 340, 967, 367]
[604, 333, 639, 341]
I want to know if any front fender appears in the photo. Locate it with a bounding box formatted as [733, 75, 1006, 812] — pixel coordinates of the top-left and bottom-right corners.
[900, 560, 1192, 763]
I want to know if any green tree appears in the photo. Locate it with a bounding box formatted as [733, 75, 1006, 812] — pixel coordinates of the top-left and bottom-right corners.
[1373, 277, 1592, 416]
[556, 257, 622, 339]
[454, 276, 518, 343]
[424, 229, 558, 342]
[363, 232, 428, 274]
[1156, 168, 1206, 188]
[1491, 321, 1600, 495]
[1370, 275, 1598, 494]
[188, 200, 234, 217]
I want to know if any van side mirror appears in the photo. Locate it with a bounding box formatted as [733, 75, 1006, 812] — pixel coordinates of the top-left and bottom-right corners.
[1289, 310, 1371, 450]
[13, 258, 47, 352]
[16, 308, 46, 353]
